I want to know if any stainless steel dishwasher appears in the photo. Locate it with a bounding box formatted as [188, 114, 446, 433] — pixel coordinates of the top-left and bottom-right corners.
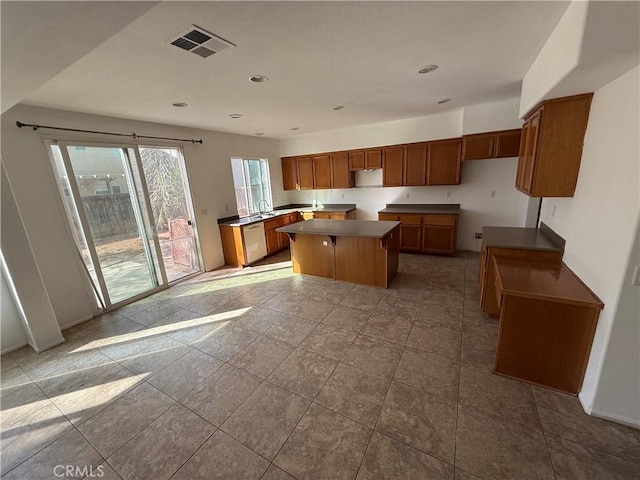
[242, 222, 268, 265]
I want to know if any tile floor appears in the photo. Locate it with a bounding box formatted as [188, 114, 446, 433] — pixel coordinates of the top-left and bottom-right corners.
[1, 251, 639, 480]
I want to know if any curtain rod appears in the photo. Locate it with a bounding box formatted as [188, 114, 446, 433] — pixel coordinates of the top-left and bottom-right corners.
[16, 121, 203, 144]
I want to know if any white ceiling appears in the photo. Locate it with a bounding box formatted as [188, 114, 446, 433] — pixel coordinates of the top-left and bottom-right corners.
[5, 1, 570, 138]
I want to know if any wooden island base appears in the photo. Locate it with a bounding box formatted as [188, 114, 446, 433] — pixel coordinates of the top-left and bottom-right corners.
[278, 219, 400, 288]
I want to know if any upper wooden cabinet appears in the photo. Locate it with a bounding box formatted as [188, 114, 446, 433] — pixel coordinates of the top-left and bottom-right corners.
[494, 130, 522, 158]
[313, 155, 331, 189]
[516, 93, 593, 197]
[297, 156, 315, 190]
[404, 143, 427, 186]
[365, 149, 382, 169]
[427, 139, 462, 185]
[462, 129, 522, 160]
[382, 147, 404, 187]
[281, 157, 298, 190]
[349, 151, 365, 170]
[330, 153, 355, 188]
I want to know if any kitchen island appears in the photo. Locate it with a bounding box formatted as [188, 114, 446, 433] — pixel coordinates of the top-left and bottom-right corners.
[277, 219, 400, 288]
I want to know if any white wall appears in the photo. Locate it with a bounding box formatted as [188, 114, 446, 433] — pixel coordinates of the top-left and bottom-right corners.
[1, 261, 29, 354]
[1, 162, 62, 351]
[280, 100, 531, 251]
[520, 0, 587, 117]
[538, 65, 640, 427]
[1, 104, 286, 329]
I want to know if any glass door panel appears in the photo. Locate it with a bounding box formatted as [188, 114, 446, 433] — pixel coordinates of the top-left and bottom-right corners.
[64, 145, 159, 305]
[139, 146, 201, 282]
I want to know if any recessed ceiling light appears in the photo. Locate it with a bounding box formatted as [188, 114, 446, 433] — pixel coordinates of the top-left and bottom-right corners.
[291, 127, 300, 131]
[229, 113, 243, 119]
[255, 132, 264, 136]
[418, 65, 438, 74]
[172, 102, 188, 107]
[249, 75, 269, 83]
[331, 105, 344, 111]
[437, 98, 451, 104]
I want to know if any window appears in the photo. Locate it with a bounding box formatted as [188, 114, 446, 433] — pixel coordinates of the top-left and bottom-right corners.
[93, 184, 109, 195]
[231, 158, 272, 217]
[111, 185, 122, 194]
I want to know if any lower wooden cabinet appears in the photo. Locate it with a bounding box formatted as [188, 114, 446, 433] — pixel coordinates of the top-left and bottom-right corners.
[303, 210, 355, 220]
[422, 225, 456, 253]
[400, 225, 422, 251]
[265, 227, 280, 254]
[379, 213, 458, 255]
[478, 240, 563, 316]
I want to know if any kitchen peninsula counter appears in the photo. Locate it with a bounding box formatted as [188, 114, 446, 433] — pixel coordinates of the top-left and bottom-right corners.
[277, 219, 400, 288]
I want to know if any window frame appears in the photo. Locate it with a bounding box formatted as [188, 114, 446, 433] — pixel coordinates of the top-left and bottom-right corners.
[231, 157, 273, 217]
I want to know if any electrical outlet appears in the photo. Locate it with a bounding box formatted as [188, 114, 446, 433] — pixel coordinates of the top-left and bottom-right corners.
[474, 233, 483, 239]
[632, 265, 640, 286]
[446, 191, 452, 198]
[405, 192, 410, 199]
[201, 208, 207, 215]
[552, 206, 557, 217]
[225, 204, 229, 212]
[341, 193, 344, 199]
[490, 190, 496, 198]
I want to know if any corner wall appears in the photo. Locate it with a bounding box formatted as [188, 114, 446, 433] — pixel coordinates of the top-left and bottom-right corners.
[1, 104, 286, 329]
[538, 66, 640, 427]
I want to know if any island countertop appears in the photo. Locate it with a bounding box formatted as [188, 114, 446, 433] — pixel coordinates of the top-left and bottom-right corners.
[277, 219, 400, 239]
[378, 203, 461, 215]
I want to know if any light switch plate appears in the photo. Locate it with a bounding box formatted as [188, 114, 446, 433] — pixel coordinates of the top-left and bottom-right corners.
[632, 265, 640, 286]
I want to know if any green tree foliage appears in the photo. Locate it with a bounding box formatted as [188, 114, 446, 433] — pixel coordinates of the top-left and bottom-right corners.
[140, 148, 186, 228]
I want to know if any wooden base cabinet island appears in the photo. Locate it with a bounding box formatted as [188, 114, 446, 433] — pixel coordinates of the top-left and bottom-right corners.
[277, 219, 400, 288]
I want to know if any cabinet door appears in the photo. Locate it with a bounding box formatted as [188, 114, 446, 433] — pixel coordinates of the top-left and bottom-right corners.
[278, 230, 290, 249]
[265, 228, 280, 254]
[494, 129, 522, 158]
[350, 151, 365, 170]
[422, 225, 455, 254]
[462, 134, 494, 160]
[297, 156, 315, 190]
[382, 147, 404, 186]
[400, 224, 422, 251]
[427, 139, 461, 185]
[281, 157, 299, 190]
[378, 213, 399, 221]
[314, 212, 331, 219]
[404, 144, 427, 186]
[313, 155, 332, 189]
[517, 111, 541, 194]
[365, 149, 382, 169]
[329, 213, 346, 220]
[330, 153, 353, 188]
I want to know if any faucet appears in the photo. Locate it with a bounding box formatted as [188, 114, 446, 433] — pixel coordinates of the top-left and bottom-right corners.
[258, 199, 271, 215]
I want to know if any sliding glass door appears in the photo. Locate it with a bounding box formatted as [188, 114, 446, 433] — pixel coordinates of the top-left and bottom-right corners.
[48, 142, 201, 310]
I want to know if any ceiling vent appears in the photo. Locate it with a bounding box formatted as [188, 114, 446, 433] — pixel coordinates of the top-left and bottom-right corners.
[169, 25, 235, 58]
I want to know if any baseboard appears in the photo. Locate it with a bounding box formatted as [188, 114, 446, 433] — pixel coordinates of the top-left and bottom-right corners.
[578, 391, 593, 414]
[580, 391, 640, 429]
[1, 340, 29, 356]
[58, 313, 95, 332]
[589, 407, 640, 430]
[32, 336, 65, 353]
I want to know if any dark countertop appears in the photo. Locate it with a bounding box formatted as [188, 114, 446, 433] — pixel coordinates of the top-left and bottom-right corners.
[277, 219, 400, 239]
[378, 203, 461, 215]
[219, 204, 356, 227]
[482, 226, 564, 252]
